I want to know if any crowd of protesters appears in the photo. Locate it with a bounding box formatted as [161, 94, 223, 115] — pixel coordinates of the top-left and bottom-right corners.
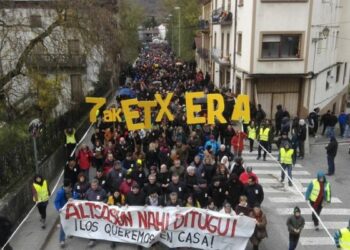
[24, 43, 348, 250]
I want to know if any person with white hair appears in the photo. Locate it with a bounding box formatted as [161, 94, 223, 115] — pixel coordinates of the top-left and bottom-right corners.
[297, 119, 307, 159]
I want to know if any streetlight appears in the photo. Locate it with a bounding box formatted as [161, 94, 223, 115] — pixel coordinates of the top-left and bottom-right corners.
[174, 6, 181, 57]
[28, 118, 44, 174]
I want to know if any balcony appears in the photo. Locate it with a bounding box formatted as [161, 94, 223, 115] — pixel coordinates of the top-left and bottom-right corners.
[212, 48, 231, 66]
[212, 7, 223, 24]
[27, 54, 87, 71]
[197, 48, 209, 60]
[198, 20, 210, 32]
[220, 12, 233, 26]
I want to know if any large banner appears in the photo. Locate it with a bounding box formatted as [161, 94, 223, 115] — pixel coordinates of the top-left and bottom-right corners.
[60, 201, 256, 250]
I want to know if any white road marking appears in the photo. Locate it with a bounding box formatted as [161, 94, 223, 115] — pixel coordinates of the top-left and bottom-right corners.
[299, 237, 334, 246]
[276, 208, 350, 215]
[253, 170, 310, 175]
[269, 196, 342, 203]
[244, 163, 302, 168]
[259, 178, 313, 184]
[304, 221, 348, 230]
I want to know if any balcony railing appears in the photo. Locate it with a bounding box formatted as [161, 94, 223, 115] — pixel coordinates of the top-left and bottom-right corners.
[220, 12, 233, 26]
[212, 7, 223, 24]
[212, 48, 231, 66]
[197, 48, 209, 60]
[27, 54, 87, 70]
[198, 20, 210, 32]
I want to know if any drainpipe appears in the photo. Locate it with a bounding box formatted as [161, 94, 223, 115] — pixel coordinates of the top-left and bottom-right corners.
[231, 0, 238, 93]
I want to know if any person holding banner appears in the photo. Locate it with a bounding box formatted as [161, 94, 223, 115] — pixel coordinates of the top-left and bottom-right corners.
[54, 179, 72, 248]
[250, 205, 268, 250]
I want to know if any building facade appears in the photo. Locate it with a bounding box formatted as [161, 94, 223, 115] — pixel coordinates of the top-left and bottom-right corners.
[196, 0, 350, 118]
[0, 0, 116, 116]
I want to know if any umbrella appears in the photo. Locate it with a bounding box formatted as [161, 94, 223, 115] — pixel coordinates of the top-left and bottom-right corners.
[117, 88, 136, 98]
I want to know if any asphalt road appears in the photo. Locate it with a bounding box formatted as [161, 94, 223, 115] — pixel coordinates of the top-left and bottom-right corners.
[42, 140, 350, 250]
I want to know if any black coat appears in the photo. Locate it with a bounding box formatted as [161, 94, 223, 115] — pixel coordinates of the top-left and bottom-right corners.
[226, 179, 244, 208]
[126, 191, 146, 206]
[326, 139, 338, 157]
[244, 183, 264, 208]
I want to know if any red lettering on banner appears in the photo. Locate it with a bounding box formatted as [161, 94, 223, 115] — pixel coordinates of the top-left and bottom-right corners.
[207, 216, 218, 234]
[93, 204, 102, 219]
[120, 211, 133, 227]
[78, 203, 90, 219]
[174, 214, 184, 229]
[84, 202, 95, 218]
[197, 213, 208, 230]
[65, 203, 80, 220]
[217, 218, 230, 236]
[148, 211, 157, 230]
[231, 219, 238, 237]
[138, 211, 149, 229]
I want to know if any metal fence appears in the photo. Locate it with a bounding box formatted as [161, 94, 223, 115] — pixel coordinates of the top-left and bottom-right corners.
[0, 83, 111, 197]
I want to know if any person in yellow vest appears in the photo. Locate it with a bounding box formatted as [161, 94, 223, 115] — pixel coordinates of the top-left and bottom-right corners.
[279, 143, 295, 186]
[334, 220, 350, 249]
[64, 127, 76, 159]
[247, 121, 257, 152]
[257, 122, 270, 161]
[32, 174, 50, 229]
[305, 171, 331, 231]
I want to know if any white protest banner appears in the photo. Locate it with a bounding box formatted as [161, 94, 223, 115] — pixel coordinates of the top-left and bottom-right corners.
[60, 200, 256, 250]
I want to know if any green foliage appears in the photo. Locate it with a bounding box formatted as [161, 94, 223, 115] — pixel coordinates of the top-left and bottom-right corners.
[28, 72, 64, 120]
[118, 0, 144, 63]
[143, 16, 158, 28]
[164, 0, 200, 61]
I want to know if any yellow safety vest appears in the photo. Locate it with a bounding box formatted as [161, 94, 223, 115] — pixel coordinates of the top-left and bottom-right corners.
[259, 128, 270, 142]
[340, 228, 350, 250]
[248, 126, 256, 140]
[66, 133, 76, 144]
[33, 180, 49, 202]
[280, 148, 294, 165]
[309, 179, 331, 203]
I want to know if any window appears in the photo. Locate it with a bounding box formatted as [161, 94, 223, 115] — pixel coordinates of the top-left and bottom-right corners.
[261, 34, 301, 59]
[235, 77, 241, 94]
[68, 40, 80, 55]
[71, 74, 83, 103]
[336, 64, 341, 83]
[237, 33, 242, 55]
[30, 15, 42, 28]
[221, 33, 224, 57]
[228, 0, 232, 10]
[226, 33, 230, 57]
[343, 63, 347, 85]
[326, 70, 331, 90]
[238, 0, 244, 6]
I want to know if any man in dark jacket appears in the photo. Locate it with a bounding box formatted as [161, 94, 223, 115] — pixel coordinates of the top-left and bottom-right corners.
[320, 110, 331, 135]
[275, 105, 284, 136]
[308, 108, 320, 137]
[326, 136, 338, 176]
[143, 174, 161, 196]
[297, 119, 307, 159]
[244, 176, 264, 208]
[167, 174, 187, 201]
[255, 104, 266, 127]
[286, 206, 305, 250]
[126, 183, 146, 206]
[225, 173, 244, 208]
[64, 157, 79, 187]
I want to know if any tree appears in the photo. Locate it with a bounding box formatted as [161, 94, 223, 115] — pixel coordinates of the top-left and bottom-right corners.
[0, 0, 142, 121]
[164, 0, 200, 61]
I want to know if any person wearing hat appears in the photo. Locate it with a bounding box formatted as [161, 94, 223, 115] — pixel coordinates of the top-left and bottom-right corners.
[305, 171, 331, 231]
[325, 136, 338, 176]
[334, 220, 350, 249]
[286, 206, 305, 250]
[279, 143, 295, 186]
[239, 167, 259, 186]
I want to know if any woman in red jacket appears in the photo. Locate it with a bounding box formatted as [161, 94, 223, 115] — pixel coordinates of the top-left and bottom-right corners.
[76, 144, 93, 181]
[231, 128, 247, 158]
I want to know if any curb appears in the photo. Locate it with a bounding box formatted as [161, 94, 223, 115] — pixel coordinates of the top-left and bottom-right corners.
[40, 216, 60, 250]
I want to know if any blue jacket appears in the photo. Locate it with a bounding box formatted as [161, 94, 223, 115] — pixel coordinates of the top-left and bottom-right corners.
[204, 140, 219, 154]
[339, 113, 347, 125]
[54, 187, 68, 211]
